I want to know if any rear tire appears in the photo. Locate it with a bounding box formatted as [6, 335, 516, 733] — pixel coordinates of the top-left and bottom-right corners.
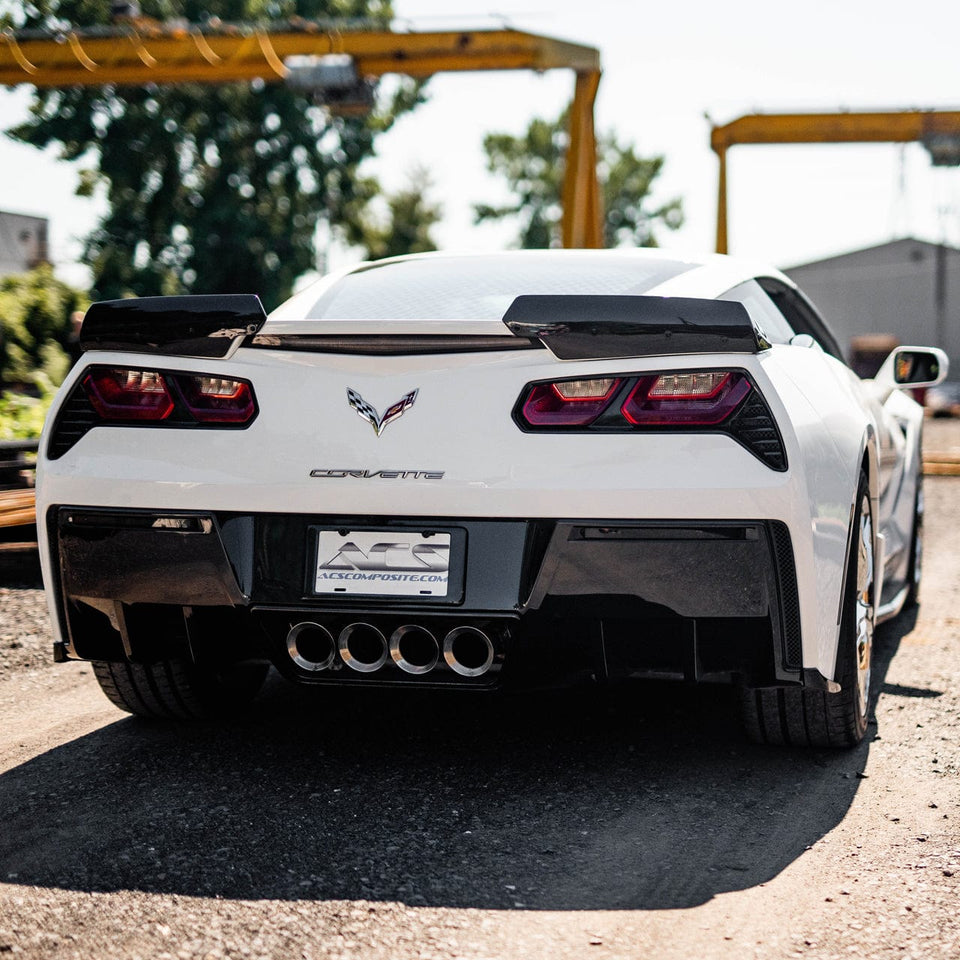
[740, 470, 874, 747]
[93, 658, 268, 720]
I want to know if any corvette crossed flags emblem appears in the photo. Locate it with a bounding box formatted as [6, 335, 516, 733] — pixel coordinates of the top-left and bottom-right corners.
[347, 387, 419, 436]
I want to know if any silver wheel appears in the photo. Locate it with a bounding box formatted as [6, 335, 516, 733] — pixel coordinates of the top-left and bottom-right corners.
[854, 495, 875, 719]
[914, 486, 924, 589]
[907, 484, 924, 605]
[906, 481, 924, 607]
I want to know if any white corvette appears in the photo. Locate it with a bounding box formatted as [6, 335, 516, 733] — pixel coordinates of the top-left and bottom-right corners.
[36, 250, 947, 747]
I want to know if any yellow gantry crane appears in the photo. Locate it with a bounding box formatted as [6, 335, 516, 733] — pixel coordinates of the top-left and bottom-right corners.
[710, 109, 960, 254]
[0, 20, 603, 247]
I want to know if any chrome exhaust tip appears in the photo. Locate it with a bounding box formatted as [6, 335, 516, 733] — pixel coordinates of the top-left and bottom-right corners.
[389, 625, 440, 675]
[338, 622, 389, 673]
[443, 626, 495, 677]
[286, 622, 336, 672]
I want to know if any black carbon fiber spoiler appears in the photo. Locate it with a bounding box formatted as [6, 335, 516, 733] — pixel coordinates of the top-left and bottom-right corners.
[501, 295, 760, 360]
[80, 294, 267, 359]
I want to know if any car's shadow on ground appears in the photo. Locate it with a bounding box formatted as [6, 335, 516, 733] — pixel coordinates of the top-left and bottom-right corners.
[0, 607, 919, 911]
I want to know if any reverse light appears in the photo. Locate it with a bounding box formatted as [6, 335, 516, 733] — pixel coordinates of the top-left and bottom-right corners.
[83, 368, 175, 421]
[647, 371, 731, 398]
[521, 377, 622, 426]
[178, 375, 256, 423]
[554, 378, 618, 400]
[621, 372, 751, 425]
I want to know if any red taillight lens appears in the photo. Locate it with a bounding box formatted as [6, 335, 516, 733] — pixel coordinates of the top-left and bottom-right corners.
[83, 368, 175, 421]
[621, 371, 751, 425]
[521, 377, 621, 426]
[82, 367, 257, 426]
[177, 375, 256, 423]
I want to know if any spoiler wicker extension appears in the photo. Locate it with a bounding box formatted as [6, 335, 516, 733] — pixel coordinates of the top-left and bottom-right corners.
[80, 294, 267, 359]
[502, 295, 761, 360]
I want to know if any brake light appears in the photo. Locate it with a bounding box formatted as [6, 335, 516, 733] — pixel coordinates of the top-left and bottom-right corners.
[177, 375, 256, 423]
[621, 372, 751, 425]
[83, 368, 175, 421]
[512, 369, 784, 470]
[81, 366, 257, 426]
[521, 377, 621, 426]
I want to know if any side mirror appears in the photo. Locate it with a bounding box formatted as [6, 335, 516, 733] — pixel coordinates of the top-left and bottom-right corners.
[875, 346, 949, 389]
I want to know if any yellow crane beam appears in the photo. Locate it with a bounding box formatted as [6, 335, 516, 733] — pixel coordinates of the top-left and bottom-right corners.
[0, 23, 603, 247]
[710, 110, 960, 253]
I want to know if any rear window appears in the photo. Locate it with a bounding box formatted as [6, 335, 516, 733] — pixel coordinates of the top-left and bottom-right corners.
[306, 254, 696, 320]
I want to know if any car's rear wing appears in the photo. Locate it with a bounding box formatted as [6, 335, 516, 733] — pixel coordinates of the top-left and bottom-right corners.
[80, 295, 267, 359]
[501, 295, 761, 360]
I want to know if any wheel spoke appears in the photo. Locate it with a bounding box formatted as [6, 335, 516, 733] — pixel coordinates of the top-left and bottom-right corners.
[855, 496, 875, 716]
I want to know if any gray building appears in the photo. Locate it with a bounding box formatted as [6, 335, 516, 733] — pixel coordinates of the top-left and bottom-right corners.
[0, 210, 49, 277]
[785, 238, 960, 376]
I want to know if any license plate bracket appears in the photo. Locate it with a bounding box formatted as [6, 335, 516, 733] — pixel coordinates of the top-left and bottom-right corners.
[309, 526, 466, 602]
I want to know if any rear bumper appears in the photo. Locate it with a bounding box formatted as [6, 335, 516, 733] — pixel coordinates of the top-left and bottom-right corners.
[47, 506, 810, 690]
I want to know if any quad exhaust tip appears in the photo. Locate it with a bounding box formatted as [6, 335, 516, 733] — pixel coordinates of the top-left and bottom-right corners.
[390, 624, 440, 675]
[286, 620, 496, 678]
[443, 626, 495, 677]
[286, 621, 336, 672]
[338, 622, 389, 673]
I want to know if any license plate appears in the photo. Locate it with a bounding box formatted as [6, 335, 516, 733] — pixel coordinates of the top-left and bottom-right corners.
[313, 529, 454, 597]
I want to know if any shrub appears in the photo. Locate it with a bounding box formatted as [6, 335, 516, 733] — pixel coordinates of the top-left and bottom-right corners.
[0, 264, 86, 390]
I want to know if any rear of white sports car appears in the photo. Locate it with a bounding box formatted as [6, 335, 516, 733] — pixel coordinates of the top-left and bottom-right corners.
[36, 251, 882, 744]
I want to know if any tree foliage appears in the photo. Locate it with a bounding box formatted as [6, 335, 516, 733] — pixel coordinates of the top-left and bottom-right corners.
[341, 165, 441, 260]
[4, 0, 424, 309]
[0, 378, 57, 440]
[476, 110, 684, 249]
[0, 264, 85, 389]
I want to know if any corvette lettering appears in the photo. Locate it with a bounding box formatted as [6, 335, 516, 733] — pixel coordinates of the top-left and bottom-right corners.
[310, 469, 445, 479]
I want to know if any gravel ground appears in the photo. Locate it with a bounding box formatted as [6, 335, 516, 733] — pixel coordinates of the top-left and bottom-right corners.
[0, 588, 49, 683]
[0, 463, 958, 959]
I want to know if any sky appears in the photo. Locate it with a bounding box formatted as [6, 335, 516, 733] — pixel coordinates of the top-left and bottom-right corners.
[1, 0, 959, 289]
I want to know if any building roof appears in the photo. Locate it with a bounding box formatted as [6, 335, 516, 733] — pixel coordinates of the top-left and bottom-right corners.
[787, 236, 960, 273]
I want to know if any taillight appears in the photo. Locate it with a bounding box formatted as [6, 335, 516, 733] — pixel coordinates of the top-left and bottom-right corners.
[516, 370, 753, 430]
[515, 368, 784, 470]
[51, 365, 259, 458]
[521, 377, 621, 426]
[177, 375, 256, 423]
[80, 366, 257, 426]
[621, 372, 751, 425]
[83, 368, 175, 421]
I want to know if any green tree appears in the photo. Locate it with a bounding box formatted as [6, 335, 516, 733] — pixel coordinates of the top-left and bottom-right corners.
[0, 264, 86, 389]
[3, 0, 424, 309]
[341, 165, 441, 260]
[475, 110, 684, 249]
